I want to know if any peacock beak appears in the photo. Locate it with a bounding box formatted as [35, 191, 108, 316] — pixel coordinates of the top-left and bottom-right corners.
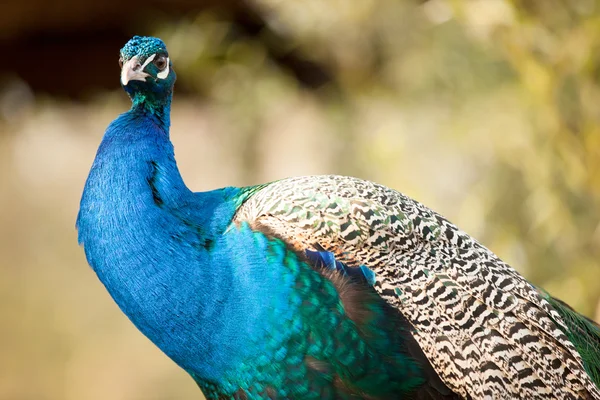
[121, 55, 150, 86]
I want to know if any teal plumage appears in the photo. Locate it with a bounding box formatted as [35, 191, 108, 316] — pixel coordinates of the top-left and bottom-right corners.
[77, 36, 600, 399]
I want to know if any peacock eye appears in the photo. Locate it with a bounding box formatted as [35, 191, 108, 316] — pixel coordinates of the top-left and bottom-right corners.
[119, 58, 124, 69]
[153, 55, 168, 71]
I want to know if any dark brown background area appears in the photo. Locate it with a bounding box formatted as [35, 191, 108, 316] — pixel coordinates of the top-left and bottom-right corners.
[1, 0, 333, 98]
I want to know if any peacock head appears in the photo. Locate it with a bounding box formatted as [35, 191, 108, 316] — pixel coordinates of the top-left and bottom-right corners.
[119, 36, 176, 105]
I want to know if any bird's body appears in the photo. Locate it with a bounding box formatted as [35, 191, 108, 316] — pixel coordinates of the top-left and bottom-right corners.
[77, 92, 450, 399]
[77, 36, 600, 399]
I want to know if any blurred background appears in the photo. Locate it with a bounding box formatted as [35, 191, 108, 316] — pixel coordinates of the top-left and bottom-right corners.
[2, 0, 600, 398]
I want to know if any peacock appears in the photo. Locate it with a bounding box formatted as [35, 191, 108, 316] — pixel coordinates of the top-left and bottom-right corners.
[77, 36, 600, 399]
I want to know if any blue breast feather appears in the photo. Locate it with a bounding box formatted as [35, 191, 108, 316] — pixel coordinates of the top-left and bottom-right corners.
[78, 113, 295, 381]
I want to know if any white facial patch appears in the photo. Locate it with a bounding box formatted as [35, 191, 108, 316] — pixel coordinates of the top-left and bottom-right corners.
[157, 57, 170, 80]
[121, 56, 148, 85]
[140, 53, 156, 70]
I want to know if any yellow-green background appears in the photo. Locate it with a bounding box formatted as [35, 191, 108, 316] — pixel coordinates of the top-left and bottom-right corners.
[2, 0, 600, 398]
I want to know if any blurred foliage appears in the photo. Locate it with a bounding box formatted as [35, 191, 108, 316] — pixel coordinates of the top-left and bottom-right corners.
[1, 0, 600, 399]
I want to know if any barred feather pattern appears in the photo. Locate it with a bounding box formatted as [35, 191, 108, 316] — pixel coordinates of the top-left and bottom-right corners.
[233, 175, 600, 400]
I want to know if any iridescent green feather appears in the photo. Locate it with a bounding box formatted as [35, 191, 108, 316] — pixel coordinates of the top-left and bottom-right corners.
[231, 184, 274, 209]
[539, 288, 600, 389]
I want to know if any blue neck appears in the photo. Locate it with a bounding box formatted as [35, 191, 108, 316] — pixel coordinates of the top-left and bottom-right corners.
[77, 105, 276, 382]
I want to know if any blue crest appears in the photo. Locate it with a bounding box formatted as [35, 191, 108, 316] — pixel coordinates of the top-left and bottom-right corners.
[120, 36, 168, 61]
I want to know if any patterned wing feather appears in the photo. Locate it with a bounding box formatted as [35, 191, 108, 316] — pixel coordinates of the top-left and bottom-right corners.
[233, 175, 600, 400]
